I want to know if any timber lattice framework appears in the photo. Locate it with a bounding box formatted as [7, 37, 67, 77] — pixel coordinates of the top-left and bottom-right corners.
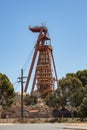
[24, 25, 58, 98]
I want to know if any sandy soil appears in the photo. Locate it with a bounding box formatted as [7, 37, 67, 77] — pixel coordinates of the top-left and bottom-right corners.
[67, 122, 87, 126]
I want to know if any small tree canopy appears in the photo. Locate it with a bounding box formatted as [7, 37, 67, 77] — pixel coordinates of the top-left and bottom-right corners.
[0, 73, 15, 109]
[76, 70, 87, 87]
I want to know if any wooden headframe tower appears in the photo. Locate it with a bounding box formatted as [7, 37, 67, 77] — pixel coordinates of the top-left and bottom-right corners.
[24, 25, 58, 98]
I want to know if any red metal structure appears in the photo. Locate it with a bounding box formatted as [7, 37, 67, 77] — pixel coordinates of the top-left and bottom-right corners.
[24, 25, 58, 98]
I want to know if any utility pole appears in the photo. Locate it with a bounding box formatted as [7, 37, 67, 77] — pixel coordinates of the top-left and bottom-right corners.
[21, 69, 23, 121]
[18, 69, 27, 122]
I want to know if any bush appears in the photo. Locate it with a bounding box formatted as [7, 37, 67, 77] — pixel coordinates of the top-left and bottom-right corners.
[49, 118, 67, 123]
[1, 111, 6, 119]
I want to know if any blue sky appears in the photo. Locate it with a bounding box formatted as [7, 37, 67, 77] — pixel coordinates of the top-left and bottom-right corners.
[0, 0, 87, 92]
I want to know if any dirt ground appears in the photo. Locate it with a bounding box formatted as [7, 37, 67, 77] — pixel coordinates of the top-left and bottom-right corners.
[0, 118, 87, 125]
[67, 122, 87, 126]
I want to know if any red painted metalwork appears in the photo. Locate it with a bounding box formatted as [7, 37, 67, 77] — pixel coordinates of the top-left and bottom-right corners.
[24, 25, 58, 98]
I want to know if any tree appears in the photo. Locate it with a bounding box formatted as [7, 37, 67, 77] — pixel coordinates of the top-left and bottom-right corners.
[45, 77, 72, 109]
[45, 91, 60, 109]
[45, 70, 87, 118]
[59, 76, 83, 107]
[0, 73, 15, 109]
[76, 70, 87, 87]
[66, 73, 77, 78]
[70, 86, 85, 107]
[77, 95, 87, 120]
[45, 76, 83, 109]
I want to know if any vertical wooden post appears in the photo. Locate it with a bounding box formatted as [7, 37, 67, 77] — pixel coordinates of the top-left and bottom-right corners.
[21, 69, 23, 122]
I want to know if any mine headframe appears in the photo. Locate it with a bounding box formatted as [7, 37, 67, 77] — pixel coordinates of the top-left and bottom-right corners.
[24, 25, 58, 98]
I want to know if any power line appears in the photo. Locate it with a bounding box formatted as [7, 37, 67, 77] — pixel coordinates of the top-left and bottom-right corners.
[13, 46, 34, 92]
[23, 45, 34, 73]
